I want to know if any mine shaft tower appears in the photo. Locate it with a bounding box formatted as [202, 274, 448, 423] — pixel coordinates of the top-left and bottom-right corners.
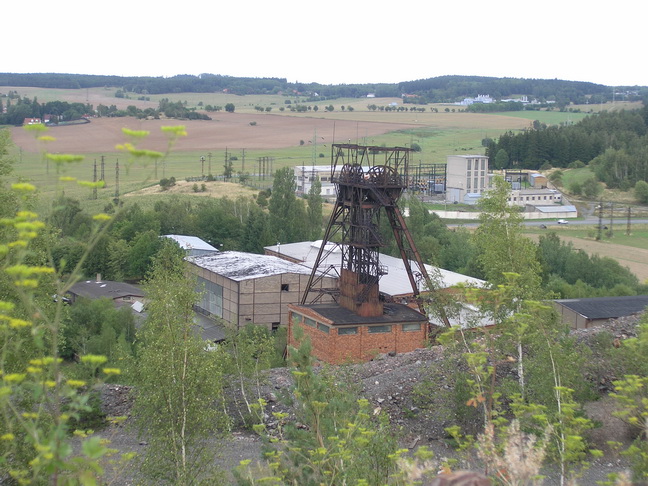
[302, 143, 438, 317]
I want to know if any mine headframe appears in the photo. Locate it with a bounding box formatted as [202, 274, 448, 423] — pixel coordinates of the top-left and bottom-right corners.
[301, 143, 446, 322]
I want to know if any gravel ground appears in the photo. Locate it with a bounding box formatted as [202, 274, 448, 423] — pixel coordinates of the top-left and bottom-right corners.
[93, 314, 644, 485]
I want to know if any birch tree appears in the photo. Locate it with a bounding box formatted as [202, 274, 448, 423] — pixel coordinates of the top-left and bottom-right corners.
[133, 241, 229, 485]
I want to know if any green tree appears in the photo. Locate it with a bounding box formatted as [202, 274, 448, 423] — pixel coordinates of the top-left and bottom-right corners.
[132, 241, 229, 484]
[473, 176, 542, 295]
[241, 331, 400, 485]
[268, 167, 308, 243]
[635, 180, 648, 204]
[582, 177, 603, 198]
[306, 176, 323, 240]
[494, 148, 509, 169]
[224, 103, 235, 113]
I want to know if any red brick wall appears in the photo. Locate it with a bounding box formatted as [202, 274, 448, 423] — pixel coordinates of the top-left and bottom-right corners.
[288, 306, 426, 364]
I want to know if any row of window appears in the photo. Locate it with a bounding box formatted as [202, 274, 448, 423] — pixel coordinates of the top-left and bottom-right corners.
[294, 314, 421, 335]
[508, 194, 561, 202]
[466, 159, 487, 170]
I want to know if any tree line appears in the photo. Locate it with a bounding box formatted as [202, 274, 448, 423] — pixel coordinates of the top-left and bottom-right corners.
[0, 94, 213, 125]
[2, 72, 641, 105]
[486, 102, 648, 186]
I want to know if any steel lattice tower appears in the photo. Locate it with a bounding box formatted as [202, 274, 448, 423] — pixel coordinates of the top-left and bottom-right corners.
[301, 143, 441, 318]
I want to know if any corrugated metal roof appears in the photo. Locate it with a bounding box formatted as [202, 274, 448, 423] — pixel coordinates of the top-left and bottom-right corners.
[187, 251, 314, 281]
[555, 295, 648, 320]
[264, 241, 485, 296]
[163, 235, 218, 252]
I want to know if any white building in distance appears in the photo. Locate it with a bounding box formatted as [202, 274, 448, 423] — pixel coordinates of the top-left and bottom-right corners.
[445, 155, 491, 204]
[294, 165, 339, 199]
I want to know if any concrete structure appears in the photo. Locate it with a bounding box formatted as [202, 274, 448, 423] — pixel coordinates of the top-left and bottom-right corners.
[508, 188, 563, 207]
[288, 302, 428, 363]
[186, 251, 336, 331]
[445, 155, 490, 204]
[293, 165, 338, 199]
[553, 295, 648, 329]
[163, 234, 219, 256]
[529, 172, 548, 188]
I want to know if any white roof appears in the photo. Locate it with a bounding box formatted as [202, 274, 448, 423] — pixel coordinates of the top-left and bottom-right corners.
[264, 241, 484, 296]
[187, 251, 314, 281]
[535, 205, 577, 213]
[164, 235, 218, 252]
[295, 165, 334, 172]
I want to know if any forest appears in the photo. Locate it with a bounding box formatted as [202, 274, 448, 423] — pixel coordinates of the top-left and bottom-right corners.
[2, 72, 642, 106]
[1, 98, 647, 484]
[0, 93, 211, 126]
[485, 103, 648, 188]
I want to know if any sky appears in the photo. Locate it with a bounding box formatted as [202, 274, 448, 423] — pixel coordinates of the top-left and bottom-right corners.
[7, 0, 645, 87]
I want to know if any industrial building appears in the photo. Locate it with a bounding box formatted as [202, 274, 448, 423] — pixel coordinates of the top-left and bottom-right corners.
[445, 154, 491, 204]
[553, 295, 648, 329]
[185, 251, 337, 332]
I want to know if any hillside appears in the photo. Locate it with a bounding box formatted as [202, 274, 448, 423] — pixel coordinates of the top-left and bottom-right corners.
[2, 73, 641, 105]
[97, 315, 642, 484]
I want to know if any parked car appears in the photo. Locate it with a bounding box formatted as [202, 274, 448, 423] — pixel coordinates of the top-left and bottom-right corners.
[557, 219, 569, 224]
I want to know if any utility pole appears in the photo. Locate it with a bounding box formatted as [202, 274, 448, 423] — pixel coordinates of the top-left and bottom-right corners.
[114, 160, 120, 205]
[208, 152, 212, 176]
[626, 206, 632, 235]
[596, 200, 603, 241]
[609, 202, 614, 237]
[93, 159, 98, 200]
[200, 156, 205, 177]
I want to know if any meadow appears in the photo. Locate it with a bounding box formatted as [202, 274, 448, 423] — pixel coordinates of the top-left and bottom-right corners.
[2, 86, 637, 213]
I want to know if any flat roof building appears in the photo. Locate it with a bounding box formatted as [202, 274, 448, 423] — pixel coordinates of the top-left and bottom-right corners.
[186, 251, 337, 331]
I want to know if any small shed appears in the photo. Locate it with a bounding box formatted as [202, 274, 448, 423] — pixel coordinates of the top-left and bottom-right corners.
[67, 278, 145, 308]
[553, 295, 648, 329]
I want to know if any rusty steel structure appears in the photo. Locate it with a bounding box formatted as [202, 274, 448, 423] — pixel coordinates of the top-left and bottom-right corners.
[301, 143, 441, 317]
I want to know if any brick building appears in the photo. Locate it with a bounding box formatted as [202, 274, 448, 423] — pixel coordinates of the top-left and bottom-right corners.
[288, 302, 428, 364]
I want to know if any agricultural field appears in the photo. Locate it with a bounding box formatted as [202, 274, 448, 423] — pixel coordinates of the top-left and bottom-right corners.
[4, 86, 596, 205]
[525, 225, 648, 282]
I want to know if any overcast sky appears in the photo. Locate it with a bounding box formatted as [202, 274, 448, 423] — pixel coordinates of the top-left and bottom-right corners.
[7, 0, 644, 87]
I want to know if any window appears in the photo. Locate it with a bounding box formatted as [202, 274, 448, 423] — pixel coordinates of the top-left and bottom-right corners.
[292, 313, 301, 326]
[467, 159, 472, 170]
[272, 322, 280, 332]
[281, 284, 289, 291]
[338, 327, 358, 335]
[368, 325, 391, 334]
[304, 317, 316, 328]
[197, 277, 223, 318]
[317, 322, 330, 334]
[402, 323, 421, 332]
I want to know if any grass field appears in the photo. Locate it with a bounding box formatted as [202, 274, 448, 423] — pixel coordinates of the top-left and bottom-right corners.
[1, 87, 636, 214]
